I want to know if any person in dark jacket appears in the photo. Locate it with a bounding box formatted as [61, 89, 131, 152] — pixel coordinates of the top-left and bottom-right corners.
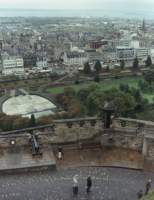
[86, 176, 92, 193]
[137, 190, 143, 199]
[145, 179, 152, 195]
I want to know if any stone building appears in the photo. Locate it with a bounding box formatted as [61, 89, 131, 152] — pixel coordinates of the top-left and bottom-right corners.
[62, 52, 89, 66]
[1, 53, 24, 75]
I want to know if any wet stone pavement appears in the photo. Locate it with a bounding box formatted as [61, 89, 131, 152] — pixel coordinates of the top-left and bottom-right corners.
[0, 167, 154, 200]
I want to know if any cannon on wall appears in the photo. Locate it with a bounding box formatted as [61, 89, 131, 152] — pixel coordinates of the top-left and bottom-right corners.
[30, 134, 42, 156]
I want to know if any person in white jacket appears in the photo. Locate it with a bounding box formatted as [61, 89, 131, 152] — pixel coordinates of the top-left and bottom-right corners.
[58, 146, 63, 160]
[73, 175, 79, 195]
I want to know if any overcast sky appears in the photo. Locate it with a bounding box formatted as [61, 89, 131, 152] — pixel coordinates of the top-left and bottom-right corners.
[0, 0, 153, 10]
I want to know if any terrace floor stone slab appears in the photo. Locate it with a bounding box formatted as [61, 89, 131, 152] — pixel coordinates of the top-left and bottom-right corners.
[0, 146, 56, 172]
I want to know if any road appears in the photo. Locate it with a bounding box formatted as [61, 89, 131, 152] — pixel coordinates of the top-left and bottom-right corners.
[0, 167, 153, 200]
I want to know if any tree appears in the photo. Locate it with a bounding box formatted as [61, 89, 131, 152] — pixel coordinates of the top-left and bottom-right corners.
[145, 55, 152, 67]
[103, 88, 136, 116]
[74, 74, 80, 84]
[144, 71, 154, 85]
[113, 93, 136, 116]
[133, 57, 139, 69]
[68, 99, 83, 117]
[64, 87, 76, 97]
[83, 62, 91, 74]
[138, 80, 145, 90]
[119, 83, 129, 93]
[94, 74, 100, 82]
[120, 60, 125, 70]
[13, 117, 29, 130]
[86, 93, 99, 116]
[94, 60, 102, 73]
[0, 115, 14, 131]
[131, 88, 142, 102]
[29, 114, 36, 127]
[88, 84, 100, 91]
[75, 79, 80, 84]
[106, 65, 109, 72]
[37, 116, 53, 125]
[77, 88, 90, 102]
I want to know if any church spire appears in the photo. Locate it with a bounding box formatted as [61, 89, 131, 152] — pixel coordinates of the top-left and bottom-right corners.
[142, 19, 146, 33]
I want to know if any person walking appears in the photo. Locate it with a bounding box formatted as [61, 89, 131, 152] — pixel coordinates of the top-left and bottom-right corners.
[145, 179, 152, 195]
[58, 146, 63, 160]
[86, 176, 92, 193]
[137, 190, 143, 199]
[73, 175, 79, 195]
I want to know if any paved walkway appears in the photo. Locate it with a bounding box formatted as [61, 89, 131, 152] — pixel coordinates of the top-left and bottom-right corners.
[55, 147, 144, 170]
[0, 146, 56, 171]
[0, 167, 153, 200]
[0, 145, 143, 172]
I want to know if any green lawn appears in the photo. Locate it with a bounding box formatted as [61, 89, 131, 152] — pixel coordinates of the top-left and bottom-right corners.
[47, 77, 143, 94]
[143, 94, 154, 103]
[47, 77, 154, 103]
[47, 76, 154, 103]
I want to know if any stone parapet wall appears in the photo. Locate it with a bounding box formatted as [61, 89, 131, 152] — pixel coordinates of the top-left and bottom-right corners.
[146, 139, 154, 160]
[101, 131, 143, 151]
[0, 135, 30, 148]
[0, 120, 102, 148]
[0, 117, 154, 165]
[113, 117, 154, 129]
[50, 120, 102, 143]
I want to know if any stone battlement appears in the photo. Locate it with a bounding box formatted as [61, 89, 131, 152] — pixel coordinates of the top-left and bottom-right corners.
[0, 117, 154, 171]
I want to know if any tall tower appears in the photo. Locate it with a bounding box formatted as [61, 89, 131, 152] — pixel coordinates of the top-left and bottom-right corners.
[0, 32, 3, 51]
[142, 19, 146, 34]
[141, 19, 147, 47]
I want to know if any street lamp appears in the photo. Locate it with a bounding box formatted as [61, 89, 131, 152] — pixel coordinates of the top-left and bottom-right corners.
[10, 139, 16, 145]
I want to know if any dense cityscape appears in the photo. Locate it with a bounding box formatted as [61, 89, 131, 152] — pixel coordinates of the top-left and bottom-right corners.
[1, 17, 154, 128]
[0, 17, 153, 76]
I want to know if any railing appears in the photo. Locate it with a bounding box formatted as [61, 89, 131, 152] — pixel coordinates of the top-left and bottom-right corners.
[0, 117, 100, 137]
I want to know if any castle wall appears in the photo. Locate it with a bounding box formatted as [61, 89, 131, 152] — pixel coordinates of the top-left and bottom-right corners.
[0, 117, 154, 171]
[0, 119, 102, 148]
[101, 131, 143, 151]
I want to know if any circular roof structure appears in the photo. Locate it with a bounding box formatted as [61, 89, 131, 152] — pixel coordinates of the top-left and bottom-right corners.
[2, 95, 57, 118]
